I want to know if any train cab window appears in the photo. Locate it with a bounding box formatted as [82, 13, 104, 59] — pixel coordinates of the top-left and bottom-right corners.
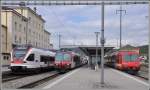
[124, 54, 138, 62]
[27, 54, 34, 61]
[64, 54, 71, 61]
[55, 53, 64, 61]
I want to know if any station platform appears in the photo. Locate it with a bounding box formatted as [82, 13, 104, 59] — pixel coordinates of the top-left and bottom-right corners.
[42, 66, 149, 90]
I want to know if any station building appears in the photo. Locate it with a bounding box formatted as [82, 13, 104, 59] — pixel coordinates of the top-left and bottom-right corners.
[1, 6, 52, 66]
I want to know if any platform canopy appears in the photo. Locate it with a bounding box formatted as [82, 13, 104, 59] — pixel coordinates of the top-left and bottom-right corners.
[61, 45, 114, 56]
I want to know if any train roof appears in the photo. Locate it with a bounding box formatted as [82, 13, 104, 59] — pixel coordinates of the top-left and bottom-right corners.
[105, 45, 139, 57]
[56, 50, 80, 56]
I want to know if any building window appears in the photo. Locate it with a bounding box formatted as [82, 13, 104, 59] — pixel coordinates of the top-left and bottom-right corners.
[19, 37, 21, 44]
[19, 24, 21, 32]
[3, 56, 6, 60]
[29, 17, 31, 23]
[29, 29, 31, 33]
[24, 27, 26, 33]
[15, 22, 17, 31]
[28, 40, 31, 44]
[35, 42, 37, 47]
[15, 35, 17, 43]
[6, 56, 9, 60]
[39, 34, 40, 40]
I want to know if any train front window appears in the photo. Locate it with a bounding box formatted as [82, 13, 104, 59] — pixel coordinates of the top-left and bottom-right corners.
[55, 53, 64, 61]
[13, 50, 27, 59]
[64, 54, 71, 61]
[124, 54, 138, 62]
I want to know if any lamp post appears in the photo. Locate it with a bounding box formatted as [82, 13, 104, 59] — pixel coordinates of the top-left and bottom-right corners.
[0, 1, 2, 89]
[58, 34, 61, 49]
[95, 32, 100, 71]
[148, 1, 150, 90]
[100, 1, 105, 87]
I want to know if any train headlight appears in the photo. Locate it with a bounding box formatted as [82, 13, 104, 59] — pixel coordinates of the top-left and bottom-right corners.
[55, 63, 59, 66]
[11, 61, 14, 63]
[67, 63, 70, 66]
[122, 63, 128, 67]
[23, 61, 27, 63]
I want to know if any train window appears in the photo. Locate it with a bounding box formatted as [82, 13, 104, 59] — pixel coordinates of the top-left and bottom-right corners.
[64, 54, 71, 61]
[14, 50, 27, 59]
[124, 54, 138, 62]
[55, 53, 64, 61]
[27, 54, 34, 61]
[40, 56, 53, 64]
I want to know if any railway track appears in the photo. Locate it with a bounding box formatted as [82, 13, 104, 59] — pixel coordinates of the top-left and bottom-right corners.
[17, 67, 82, 89]
[2, 75, 28, 83]
[2, 69, 55, 83]
[18, 72, 60, 89]
[2, 71, 38, 83]
[18, 68, 81, 89]
[2, 71, 60, 89]
[135, 70, 148, 80]
[106, 66, 148, 80]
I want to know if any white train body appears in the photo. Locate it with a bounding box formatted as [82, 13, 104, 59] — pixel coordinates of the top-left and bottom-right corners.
[10, 46, 56, 72]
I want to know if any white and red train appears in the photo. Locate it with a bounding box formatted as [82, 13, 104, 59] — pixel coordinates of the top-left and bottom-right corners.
[55, 51, 84, 72]
[10, 45, 86, 73]
[105, 49, 141, 74]
[10, 45, 56, 72]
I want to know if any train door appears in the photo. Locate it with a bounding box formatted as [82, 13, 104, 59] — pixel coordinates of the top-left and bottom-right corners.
[73, 56, 80, 67]
[26, 53, 40, 68]
[119, 54, 122, 64]
[71, 55, 75, 68]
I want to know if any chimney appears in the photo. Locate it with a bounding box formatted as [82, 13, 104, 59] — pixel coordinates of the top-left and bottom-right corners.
[33, 7, 37, 13]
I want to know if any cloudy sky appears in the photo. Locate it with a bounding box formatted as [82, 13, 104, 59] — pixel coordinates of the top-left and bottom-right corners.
[31, 4, 148, 49]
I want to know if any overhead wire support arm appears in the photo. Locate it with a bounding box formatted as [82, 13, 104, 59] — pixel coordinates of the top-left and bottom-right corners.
[1, 0, 149, 6]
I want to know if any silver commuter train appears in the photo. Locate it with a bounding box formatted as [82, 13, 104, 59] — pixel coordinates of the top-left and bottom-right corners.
[10, 45, 56, 72]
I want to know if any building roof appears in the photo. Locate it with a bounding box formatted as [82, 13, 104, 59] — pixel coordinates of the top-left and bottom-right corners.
[44, 30, 51, 35]
[6, 6, 45, 23]
[61, 45, 114, 56]
[119, 44, 139, 51]
[2, 6, 28, 21]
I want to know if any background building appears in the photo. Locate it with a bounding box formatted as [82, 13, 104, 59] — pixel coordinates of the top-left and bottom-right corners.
[1, 6, 52, 66]
[13, 6, 51, 49]
[1, 7, 28, 66]
[1, 25, 10, 66]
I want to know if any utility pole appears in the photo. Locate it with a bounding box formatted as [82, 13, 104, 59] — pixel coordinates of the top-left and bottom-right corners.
[116, 4, 126, 48]
[101, 1, 105, 87]
[95, 32, 100, 71]
[148, 1, 150, 90]
[58, 34, 61, 49]
[0, 1, 2, 89]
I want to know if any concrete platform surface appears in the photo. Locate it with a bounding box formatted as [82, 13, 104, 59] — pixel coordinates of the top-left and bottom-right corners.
[42, 67, 149, 90]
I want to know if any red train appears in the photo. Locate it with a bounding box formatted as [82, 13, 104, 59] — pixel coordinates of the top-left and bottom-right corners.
[105, 49, 141, 74]
[55, 51, 83, 72]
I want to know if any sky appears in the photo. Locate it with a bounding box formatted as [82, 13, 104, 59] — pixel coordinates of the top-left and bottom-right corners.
[31, 4, 148, 49]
